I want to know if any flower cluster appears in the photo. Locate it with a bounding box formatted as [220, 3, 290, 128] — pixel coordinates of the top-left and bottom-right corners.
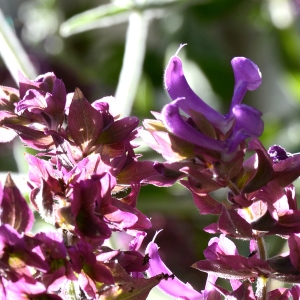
[0, 73, 163, 299]
[141, 46, 300, 299]
[1, 45, 300, 299]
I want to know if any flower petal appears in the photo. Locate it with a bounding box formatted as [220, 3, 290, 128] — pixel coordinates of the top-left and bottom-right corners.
[230, 57, 262, 109]
[164, 55, 224, 125]
[227, 104, 263, 152]
[146, 241, 202, 300]
[162, 101, 225, 152]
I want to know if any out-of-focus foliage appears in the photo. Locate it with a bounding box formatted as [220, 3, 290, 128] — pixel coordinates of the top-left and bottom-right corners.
[1, 0, 300, 296]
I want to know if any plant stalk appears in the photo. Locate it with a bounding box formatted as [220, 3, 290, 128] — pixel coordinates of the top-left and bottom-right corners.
[115, 9, 150, 117]
[0, 9, 37, 84]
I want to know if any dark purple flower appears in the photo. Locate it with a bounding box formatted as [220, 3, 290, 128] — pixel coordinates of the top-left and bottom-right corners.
[268, 145, 291, 163]
[288, 234, 300, 270]
[114, 250, 149, 273]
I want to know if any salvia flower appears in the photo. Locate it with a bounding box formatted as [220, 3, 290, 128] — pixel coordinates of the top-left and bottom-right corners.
[146, 240, 203, 299]
[141, 45, 263, 171]
[162, 44, 263, 154]
[2, 45, 300, 300]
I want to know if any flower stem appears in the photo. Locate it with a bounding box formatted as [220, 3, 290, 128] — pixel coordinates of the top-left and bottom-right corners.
[255, 236, 268, 300]
[0, 9, 37, 83]
[115, 9, 150, 117]
[239, 191, 268, 299]
[256, 235, 267, 261]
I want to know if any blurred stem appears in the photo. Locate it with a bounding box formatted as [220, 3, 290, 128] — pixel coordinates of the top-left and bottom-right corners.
[115, 9, 150, 117]
[60, 3, 131, 36]
[65, 281, 81, 300]
[0, 9, 37, 84]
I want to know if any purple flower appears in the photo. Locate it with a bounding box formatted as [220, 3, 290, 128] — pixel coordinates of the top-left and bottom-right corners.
[0, 72, 66, 150]
[0, 87, 19, 142]
[290, 284, 300, 299]
[67, 240, 114, 298]
[145, 234, 202, 300]
[268, 144, 291, 163]
[16, 72, 66, 131]
[162, 45, 263, 153]
[31, 231, 76, 290]
[70, 178, 112, 241]
[0, 224, 49, 282]
[194, 235, 272, 289]
[4, 277, 62, 299]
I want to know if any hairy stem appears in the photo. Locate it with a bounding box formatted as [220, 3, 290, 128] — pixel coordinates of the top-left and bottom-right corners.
[255, 236, 268, 300]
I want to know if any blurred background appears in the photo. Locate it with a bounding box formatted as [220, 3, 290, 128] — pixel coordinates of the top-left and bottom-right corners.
[1, 0, 300, 298]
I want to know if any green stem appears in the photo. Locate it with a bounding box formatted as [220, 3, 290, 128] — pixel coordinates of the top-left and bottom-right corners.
[256, 236, 267, 261]
[115, 9, 150, 116]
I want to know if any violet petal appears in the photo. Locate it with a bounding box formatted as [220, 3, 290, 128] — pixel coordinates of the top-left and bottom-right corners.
[146, 241, 202, 299]
[164, 55, 224, 125]
[162, 102, 225, 152]
[230, 57, 262, 109]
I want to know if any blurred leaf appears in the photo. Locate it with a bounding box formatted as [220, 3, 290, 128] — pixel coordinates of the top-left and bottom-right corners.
[0, 9, 37, 83]
[60, 0, 192, 37]
[60, 3, 132, 36]
[187, 0, 243, 20]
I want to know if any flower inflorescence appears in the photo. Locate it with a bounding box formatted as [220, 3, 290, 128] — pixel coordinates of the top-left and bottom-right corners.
[1, 46, 300, 299]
